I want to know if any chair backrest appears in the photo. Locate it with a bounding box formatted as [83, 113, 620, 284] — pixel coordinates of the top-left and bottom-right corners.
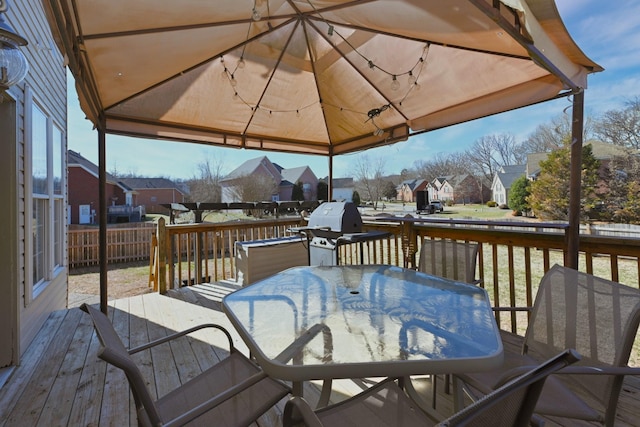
[80, 304, 163, 426]
[438, 349, 580, 426]
[523, 265, 640, 422]
[418, 239, 479, 284]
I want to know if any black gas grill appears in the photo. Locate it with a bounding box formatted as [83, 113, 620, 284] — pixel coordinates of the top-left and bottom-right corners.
[298, 202, 390, 265]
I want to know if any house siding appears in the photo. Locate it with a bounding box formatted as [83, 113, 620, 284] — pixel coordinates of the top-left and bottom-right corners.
[4, 0, 68, 362]
[68, 167, 126, 224]
[133, 188, 185, 213]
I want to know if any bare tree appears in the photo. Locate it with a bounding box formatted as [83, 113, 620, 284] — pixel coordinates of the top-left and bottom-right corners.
[354, 154, 387, 209]
[464, 133, 525, 184]
[187, 155, 226, 202]
[521, 113, 594, 153]
[412, 152, 468, 179]
[227, 173, 278, 203]
[594, 97, 640, 149]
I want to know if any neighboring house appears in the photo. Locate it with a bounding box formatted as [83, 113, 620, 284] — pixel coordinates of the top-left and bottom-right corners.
[68, 150, 129, 224]
[430, 176, 454, 202]
[527, 140, 633, 181]
[430, 175, 489, 204]
[118, 177, 186, 214]
[331, 177, 355, 202]
[396, 179, 428, 202]
[280, 166, 318, 201]
[220, 156, 281, 203]
[220, 156, 319, 203]
[491, 165, 526, 206]
[1, 0, 68, 369]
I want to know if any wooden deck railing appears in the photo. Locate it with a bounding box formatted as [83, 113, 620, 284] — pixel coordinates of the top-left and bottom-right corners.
[154, 216, 640, 335]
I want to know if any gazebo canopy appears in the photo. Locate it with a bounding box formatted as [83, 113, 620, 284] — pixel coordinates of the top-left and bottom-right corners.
[44, 0, 600, 157]
[42, 0, 602, 310]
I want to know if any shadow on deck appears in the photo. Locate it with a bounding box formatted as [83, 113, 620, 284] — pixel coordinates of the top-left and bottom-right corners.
[1, 285, 639, 426]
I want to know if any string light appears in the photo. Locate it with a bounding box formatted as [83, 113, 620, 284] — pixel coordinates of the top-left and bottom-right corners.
[221, 1, 430, 136]
[408, 70, 416, 85]
[391, 75, 400, 91]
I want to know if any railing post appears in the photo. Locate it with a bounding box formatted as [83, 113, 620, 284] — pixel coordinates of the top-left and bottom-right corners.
[566, 89, 584, 269]
[402, 221, 418, 268]
[158, 217, 167, 294]
[196, 228, 203, 284]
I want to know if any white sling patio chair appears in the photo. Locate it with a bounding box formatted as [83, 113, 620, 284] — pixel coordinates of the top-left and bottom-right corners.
[80, 303, 290, 427]
[456, 264, 640, 426]
[283, 349, 580, 427]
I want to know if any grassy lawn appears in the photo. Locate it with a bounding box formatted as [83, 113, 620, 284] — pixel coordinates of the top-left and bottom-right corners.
[368, 201, 515, 221]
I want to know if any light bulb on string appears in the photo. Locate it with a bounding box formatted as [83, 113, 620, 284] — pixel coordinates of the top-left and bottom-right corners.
[408, 71, 416, 85]
[230, 74, 238, 87]
[237, 57, 245, 69]
[252, 7, 261, 21]
[233, 91, 239, 100]
[391, 75, 400, 91]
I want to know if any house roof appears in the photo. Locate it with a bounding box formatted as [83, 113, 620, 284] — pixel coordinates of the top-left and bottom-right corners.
[443, 174, 470, 187]
[399, 179, 426, 191]
[494, 164, 526, 189]
[119, 177, 184, 193]
[67, 150, 122, 186]
[281, 166, 312, 185]
[221, 156, 278, 182]
[526, 140, 630, 178]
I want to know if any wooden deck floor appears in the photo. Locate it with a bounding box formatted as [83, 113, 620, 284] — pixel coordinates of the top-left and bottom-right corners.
[1, 285, 640, 426]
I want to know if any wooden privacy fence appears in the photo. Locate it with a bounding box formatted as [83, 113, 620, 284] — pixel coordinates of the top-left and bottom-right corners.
[68, 223, 157, 268]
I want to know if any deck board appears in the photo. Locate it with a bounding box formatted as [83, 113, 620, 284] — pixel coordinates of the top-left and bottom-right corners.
[1, 290, 640, 426]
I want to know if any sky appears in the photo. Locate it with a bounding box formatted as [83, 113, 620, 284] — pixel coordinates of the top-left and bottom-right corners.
[66, 0, 640, 181]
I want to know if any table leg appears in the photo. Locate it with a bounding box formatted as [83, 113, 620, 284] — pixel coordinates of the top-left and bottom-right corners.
[452, 376, 465, 412]
[402, 376, 441, 420]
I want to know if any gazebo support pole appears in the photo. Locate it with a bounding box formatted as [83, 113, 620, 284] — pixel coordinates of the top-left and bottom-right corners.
[98, 124, 108, 314]
[566, 90, 584, 270]
[328, 154, 333, 201]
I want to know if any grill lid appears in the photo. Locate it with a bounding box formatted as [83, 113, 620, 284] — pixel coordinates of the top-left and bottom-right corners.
[308, 202, 363, 233]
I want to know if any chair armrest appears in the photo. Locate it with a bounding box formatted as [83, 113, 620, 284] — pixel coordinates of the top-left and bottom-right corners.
[486, 364, 640, 389]
[283, 397, 324, 427]
[128, 323, 234, 354]
[556, 366, 640, 375]
[274, 323, 333, 364]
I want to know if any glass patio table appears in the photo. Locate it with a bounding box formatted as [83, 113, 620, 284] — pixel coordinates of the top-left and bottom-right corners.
[222, 264, 503, 389]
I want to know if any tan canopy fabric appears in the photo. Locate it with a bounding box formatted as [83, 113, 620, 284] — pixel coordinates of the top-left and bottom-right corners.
[42, 0, 602, 309]
[44, 0, 600, 157]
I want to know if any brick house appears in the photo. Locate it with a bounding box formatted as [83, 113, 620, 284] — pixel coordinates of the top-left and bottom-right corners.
[67, 150, 129, 224]
[396, 179, 428, 202]
[221, 156, 318, 203]
[118, 177, 187, 214]
[431, 175, 489, 204]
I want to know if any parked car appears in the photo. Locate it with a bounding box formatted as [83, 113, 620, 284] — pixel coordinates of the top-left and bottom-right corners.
[430, 200, 444, 212]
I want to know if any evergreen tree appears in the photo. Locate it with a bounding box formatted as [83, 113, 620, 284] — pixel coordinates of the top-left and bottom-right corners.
[508, 175, 531, 215]
[352, 191, 361, 206]
[291, 181, 305, 201]
[527, 144, 600, 221]
[317, 181, 328, 201]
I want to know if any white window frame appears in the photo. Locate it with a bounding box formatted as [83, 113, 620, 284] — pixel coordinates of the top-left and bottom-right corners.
[24, 86, 66, 305]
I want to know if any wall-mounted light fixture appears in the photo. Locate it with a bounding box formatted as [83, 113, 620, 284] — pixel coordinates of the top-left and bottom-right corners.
[0, 0, 29, 92]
